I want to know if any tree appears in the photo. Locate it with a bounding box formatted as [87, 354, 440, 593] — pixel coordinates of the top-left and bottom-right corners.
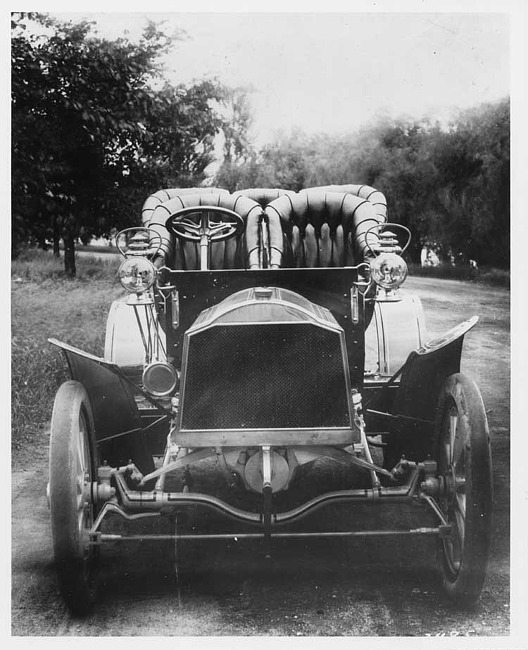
[213, 86, 256, 192]
[217, 128, 313, 192]
[213, 98, 509, 268]
[12, 13, 230, 275]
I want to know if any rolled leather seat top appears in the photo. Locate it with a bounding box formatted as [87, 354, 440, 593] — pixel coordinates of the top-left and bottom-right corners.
[141, 187, 230, 228]
[301, 184, 388, 224]
[232, 187, 296, 208]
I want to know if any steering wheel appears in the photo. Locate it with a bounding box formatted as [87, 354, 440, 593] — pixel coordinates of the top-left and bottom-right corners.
[165, 206, 245, 270]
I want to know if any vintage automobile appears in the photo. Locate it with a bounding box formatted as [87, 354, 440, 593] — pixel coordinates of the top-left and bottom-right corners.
[47, 184, 493, 615]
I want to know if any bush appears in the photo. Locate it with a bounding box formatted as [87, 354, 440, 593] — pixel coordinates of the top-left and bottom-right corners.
[407, 263, 510, 287]
[476, 267, 510, 288]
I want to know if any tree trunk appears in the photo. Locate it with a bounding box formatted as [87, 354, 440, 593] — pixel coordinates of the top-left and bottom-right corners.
[63, 232, 76, 278]
[53, 216, 60, 257]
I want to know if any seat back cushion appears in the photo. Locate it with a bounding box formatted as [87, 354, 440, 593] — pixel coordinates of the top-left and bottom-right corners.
[266, 191, 383, 267]
[148, 193, 262, 270]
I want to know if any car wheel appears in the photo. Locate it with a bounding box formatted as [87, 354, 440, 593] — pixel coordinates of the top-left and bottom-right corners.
[435, 373, 493, 607]
[49, 381, 99, 615]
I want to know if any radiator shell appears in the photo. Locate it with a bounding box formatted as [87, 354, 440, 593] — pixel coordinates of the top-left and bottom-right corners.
[177, 287, 356, 443]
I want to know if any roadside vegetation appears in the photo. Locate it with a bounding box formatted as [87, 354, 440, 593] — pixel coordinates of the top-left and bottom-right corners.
[11, 251, 121, 455]
[407, 263, 510, 287]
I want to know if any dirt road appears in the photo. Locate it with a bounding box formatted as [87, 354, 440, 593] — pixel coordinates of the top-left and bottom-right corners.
[11, 276, 511, 637]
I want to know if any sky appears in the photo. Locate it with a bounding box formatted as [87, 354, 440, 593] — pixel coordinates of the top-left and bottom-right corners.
[50, 10, 510, 145]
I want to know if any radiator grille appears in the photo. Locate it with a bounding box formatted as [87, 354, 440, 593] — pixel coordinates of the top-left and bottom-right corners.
[180, 323, 350, 430]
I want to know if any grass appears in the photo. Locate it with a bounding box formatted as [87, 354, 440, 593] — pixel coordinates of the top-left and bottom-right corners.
[61, 243, 119, 254]
[11, 249, 123, 456]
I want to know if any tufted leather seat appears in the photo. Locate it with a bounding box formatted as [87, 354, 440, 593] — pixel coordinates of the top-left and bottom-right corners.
[141, 187, 229, 228]
[265, 191, 385, 268]
[148, 193, 263, 270]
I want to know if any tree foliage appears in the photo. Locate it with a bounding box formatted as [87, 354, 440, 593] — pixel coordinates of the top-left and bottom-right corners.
[214, 86, 256, 192]
[11, 13, 230, 275]
[214, 99, 510, 268]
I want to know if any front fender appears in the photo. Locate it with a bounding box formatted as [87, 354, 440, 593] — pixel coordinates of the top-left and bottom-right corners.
[365, 316, 479, 444]
[48, 339, 167, 473]
[394, 315, 479, 424]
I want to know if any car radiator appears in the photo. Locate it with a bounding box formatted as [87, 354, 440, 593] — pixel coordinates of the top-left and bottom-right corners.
[178, 287, 352, 431]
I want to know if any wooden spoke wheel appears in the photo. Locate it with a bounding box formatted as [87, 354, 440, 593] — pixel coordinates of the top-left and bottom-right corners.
[49, 381, 99, 615]
[436, 373, 493, 607]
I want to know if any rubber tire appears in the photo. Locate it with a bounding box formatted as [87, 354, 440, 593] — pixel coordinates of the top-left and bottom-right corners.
[435, 373, 493, 607]
[49, 381, 99, 615]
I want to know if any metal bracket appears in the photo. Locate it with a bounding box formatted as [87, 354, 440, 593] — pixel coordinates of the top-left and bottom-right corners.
[262, 446, 273, 558]
[352, 391, 381, 489]
[351, 285, 360, 324]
